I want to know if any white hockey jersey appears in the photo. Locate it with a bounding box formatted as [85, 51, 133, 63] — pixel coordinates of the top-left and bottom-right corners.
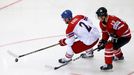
[65, 15, 100, 46]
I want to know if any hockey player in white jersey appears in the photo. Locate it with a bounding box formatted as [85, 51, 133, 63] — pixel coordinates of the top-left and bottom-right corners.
[58, 10, 100, 63]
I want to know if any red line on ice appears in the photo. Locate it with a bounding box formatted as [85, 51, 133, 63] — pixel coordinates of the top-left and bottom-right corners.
[0, 0, 22, 10]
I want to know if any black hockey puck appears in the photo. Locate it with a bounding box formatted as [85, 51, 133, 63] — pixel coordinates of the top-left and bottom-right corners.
[15, 58, 18, 62]
[54, 67, 58, 70]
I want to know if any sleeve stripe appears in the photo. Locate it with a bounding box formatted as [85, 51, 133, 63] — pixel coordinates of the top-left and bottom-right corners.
[66, 32, 74, 38]
[118, 24, 125, 30]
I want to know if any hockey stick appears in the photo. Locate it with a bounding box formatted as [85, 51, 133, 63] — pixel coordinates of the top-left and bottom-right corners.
[54, 47, 98, 70]
[8, 43, 59, 62]
[92, 47, 99, 51]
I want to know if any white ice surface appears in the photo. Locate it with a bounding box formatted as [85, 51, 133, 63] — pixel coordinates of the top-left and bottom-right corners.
[0, 0, 134, 75]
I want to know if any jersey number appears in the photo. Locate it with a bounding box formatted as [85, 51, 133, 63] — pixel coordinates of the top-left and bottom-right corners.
[79, 22, 92, 32]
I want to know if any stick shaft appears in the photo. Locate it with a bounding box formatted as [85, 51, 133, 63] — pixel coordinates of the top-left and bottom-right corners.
[92, 48, 98, 51]
[18, 43, 59, 58]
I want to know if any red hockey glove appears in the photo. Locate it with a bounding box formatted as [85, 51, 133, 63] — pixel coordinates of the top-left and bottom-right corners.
[59, 38, 67, 46]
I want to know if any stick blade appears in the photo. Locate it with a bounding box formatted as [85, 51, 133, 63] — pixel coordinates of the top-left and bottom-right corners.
[44, 65, 56, 70]
[7, 50, 18, 58]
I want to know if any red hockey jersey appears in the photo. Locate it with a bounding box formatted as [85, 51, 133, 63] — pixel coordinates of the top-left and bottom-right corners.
[99, 15, 131, 41]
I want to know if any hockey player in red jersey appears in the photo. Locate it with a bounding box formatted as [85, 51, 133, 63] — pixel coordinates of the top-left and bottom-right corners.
[58, 10, 100, 64]
[96, 7, 131, 70]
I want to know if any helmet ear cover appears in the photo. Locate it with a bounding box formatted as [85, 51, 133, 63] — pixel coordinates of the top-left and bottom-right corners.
[63, 18, 71, 24]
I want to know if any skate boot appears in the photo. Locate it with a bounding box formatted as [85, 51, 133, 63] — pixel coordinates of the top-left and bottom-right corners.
[112, 56, 124, 61]
[100, 64, 113, 70]
[58, 58, 72, 64]
[81, 50, 94, 58]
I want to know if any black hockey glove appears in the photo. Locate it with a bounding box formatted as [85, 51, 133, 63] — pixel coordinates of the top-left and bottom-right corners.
[97, 39, 107, 51]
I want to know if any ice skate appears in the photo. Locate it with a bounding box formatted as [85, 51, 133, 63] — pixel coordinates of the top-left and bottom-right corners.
[81, 50, 94, 58]
[58, 58, 72, 64]
[112, 56, 124, 61]
[100, 64, 113, 70]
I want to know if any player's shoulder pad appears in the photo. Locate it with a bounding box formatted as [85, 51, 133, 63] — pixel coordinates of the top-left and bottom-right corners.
[66, 15, 85, 34]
